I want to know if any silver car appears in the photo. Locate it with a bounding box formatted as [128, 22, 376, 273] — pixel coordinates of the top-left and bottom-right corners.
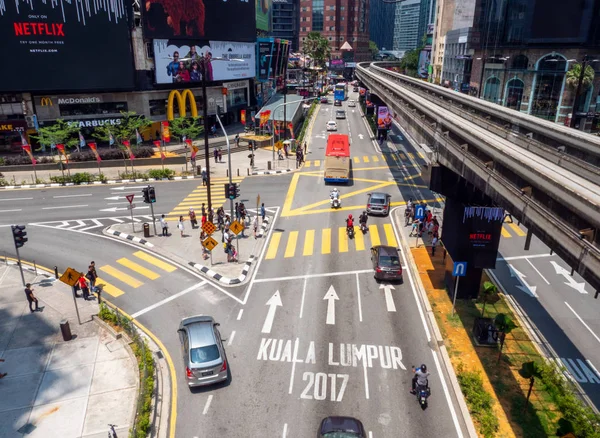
[178, 315, 228, 387]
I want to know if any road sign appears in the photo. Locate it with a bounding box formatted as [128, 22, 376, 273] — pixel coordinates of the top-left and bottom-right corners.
[59, 267, 83, 287]
[229, 220, 244, 235]
[202, 221, 216, 236]
[414, 203, 426, 220]
[202, 236, 218, 252]
[126, 194, 135, 204]
[453, 262, 467, 277]
[127, 204, 136, 210]
[275, 140, 284, 151]
[256, 194, 261, 206]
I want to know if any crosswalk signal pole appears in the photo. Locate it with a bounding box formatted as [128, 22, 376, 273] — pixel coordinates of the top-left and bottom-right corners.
[11, 225, 27, 286]
[148, 185, 158, 236]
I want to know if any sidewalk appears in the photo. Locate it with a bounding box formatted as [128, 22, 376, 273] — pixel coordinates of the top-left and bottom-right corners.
[0, 262, 138, 438]
[104, 210, 274, 284]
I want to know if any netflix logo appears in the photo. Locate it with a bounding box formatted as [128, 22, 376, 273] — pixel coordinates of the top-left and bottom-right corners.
[14, 22, 65, 36]
[469, 233, 492, 241]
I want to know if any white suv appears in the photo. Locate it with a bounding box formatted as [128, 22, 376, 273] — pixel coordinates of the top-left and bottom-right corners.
[326, 121, 338, 131]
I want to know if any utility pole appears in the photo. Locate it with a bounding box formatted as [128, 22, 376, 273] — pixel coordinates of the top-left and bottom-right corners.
[202, 72, 213, 212]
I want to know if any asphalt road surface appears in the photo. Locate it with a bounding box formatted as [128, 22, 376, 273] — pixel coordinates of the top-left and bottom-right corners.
[0, 92, 468, 437]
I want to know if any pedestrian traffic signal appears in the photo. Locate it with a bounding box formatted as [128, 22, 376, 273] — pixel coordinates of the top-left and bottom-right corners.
[224, 183, 231, 199]
[142, 187, 150, 203]
[228, 182, 238, 200]
[11, 225, 27, 249]
[148, 186, 156, 203]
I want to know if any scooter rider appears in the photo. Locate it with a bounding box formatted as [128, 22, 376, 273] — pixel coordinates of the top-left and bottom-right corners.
[359, 211, 368, 231]
[345, 214, 354, 234]
[411, 364, 430, 394]
[330, 188, 340, 200]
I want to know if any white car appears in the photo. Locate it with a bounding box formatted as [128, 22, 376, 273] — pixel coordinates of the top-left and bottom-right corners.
[326, 121, 338, 131]
[348, 100, 356, 107]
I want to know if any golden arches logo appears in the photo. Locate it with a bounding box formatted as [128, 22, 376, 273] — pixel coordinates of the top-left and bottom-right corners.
[40, 97, 53, 106]
[167, 89, 198, 121]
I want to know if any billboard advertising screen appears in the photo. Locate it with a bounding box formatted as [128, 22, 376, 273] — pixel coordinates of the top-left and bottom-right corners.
[153, 40, 256, 84]
[257, 40, 274, 82]
[377, 106, 392, 130]
[143, 0, 256, 42]
[0, 0, 134, 92]
[256, 0, 272, 31]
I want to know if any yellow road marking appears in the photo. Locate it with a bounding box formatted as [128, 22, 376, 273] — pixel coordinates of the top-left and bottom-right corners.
[282, 173, 301, 217]
[303, 230, 315, 256]
[408, 153, 415, 159]
[338, 227, 348, 252]
[95, 278, 125, 297]
[384, 224, 397, 247]
[117, 258, 160, 280]
[399, 153, 407, 160]
[354, 226, 365, 251]
[133, 251, 177, 272]
[369, 224, 381, 246]
[353, 156, 360, 164]
[418, 152, 424, 159]
[266, 232, 282, 260]
[393, 154, 399, 162]
[99, 265, 143, 288]
[284, 231, 299, 258]
[372, 155, 380, 162]
[314, 159, 321, 167]
[322, 228, 331, 254]
[501, 226, 511, 238]
[305, 160, 311, 167]
[363, 156, 370, 163]
[508, 223, 526, 237]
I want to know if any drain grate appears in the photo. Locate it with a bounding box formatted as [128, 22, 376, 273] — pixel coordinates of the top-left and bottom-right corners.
[17, 423, 36, 434]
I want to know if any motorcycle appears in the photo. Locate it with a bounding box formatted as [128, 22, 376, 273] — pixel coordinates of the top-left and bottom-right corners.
[347, 226, 355, 239]
[412, 366, 430, 409]
[360, 221, 368, 234]
[330, 195, 341, 209]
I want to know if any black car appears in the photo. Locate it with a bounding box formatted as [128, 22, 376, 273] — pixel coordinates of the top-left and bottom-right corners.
[353, 86, 359, 92]
[371, 245, 403, 282]
[334, 99, 342, 106]
[318, 416, 366, 438]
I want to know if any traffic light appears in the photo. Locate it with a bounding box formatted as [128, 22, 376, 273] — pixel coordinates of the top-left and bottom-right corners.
[142, 187, 150, 203]
[148, 186, 156, 203]
[228, 183, 237, 200]
[224, 183, 231, 199]
[11, 225, 27, 249]
[235, 183, 241, 198]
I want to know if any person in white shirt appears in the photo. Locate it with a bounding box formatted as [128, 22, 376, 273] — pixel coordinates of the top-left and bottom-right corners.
[160, 214, 168, 236]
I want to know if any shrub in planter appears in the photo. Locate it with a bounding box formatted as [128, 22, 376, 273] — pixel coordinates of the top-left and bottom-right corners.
[119, 171, 148, 180]
[50, 175, 72, 184]
[0, 178, 7, 187]
[71, 172, 96, 184]
[147, 168, 175, 179]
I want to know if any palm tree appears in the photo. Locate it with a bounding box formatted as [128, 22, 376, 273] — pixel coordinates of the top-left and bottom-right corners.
[303, 32, 331, 68]
[566, 63, 595, 90]
[518, 360, 543, 413]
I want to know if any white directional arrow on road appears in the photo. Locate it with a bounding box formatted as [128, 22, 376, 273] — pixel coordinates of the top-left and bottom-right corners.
[261, 291, 282, 334]
[358, 134, 364, 140]
[550, 261, 588, 294]
[508, 264, 538, 298]
[379, 284, 397, 312]
[99, 206, 150, 212]
[110, 186, 147, 191]
[104, 195, 141, 201]
[323, 285, 339, 325]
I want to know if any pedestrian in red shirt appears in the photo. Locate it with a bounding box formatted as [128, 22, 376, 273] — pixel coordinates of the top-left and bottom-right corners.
[78, 276, 90, 300]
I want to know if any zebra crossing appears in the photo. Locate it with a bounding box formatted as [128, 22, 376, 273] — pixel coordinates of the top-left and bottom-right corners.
[302, 153, 424, 169]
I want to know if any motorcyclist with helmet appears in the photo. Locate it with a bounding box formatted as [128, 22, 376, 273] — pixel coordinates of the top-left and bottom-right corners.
[330, 187, 340, 200]
[345, 214, 354, 235]
[411, 363, 430, 394]
[359, 210, 368, 232]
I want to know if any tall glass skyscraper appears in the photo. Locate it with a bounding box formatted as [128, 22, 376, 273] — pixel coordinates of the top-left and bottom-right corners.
[393, 0, 421, 51]
[369, 1, 396, 50]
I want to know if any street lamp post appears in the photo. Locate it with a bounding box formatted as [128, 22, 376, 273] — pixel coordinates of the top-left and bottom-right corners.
[270, 96, 319, 163]
[213, 106, 234, 221]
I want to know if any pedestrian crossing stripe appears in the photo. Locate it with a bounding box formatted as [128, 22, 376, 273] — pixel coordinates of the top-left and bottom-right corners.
[132, 251, 177, 272]
[167, 177, 245, 218]
[116, 258, 160, 280]
[507, 222, 526, 237]
[304, 155, 412, 168]
[264, 224, 397, 260]
[100, 265, 144, 288]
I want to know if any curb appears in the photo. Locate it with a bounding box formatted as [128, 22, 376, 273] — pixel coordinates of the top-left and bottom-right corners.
[106, 228, 154, 247]
[3, 258, 54, 279]
[251, 168, 293, 176]
[257, 217, 270, 238]
[188, 255, 255, 285]
[0, 176, 199, 190]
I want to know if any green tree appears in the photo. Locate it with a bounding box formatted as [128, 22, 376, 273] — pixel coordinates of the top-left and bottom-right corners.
[399, 48, 421, 77]
[518, 360, 543, 412]
[566, 63, 595, 90]
[30, 119, 80, 151]
[303, 32, 331, 68]
[92, 111, 151, 147]
[494, 313, 517, 363]
[368, 41, 379, 60]
[479, 281, 498, 318]
[168, 117, 204, 143]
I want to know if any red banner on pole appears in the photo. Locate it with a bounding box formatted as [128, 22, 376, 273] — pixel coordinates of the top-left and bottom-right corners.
[240, 109, 246, 125]
[288, 122, 295, 139]
[56, 144, 69, 163]
[88, 142, 101, 162]
[122, 140, 135, 160]
[22, 145, 36, 166]
[161, 121, 170, 143]
[153, 140, 165, 160]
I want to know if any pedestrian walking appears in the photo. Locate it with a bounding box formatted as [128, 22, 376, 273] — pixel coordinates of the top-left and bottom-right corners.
[201, 168, 207, 186]
[78, 276, 90, 300]
[160, 214, 169, 236]
[404, 207, 412, 226]
[24, 283, 40, 312]
[409, 219, 420, 237]
[431, 235, 439, 256]
[234, 202, 240, 220]
[218, 149, 223, 163]
[201, 211, 207, 227]
[200, 231, 210, 260]
[86, 265, 97, 293]
[189, 208, 198, 228]
[235, 133, 240, 148]
[304, 142, 307, 154]
[249, 153, 255, 167]
[178, 216, 185, 237]
[213, 147, 218, 163]
[260, 203, 266, 222]
[208, 208, 214, 224]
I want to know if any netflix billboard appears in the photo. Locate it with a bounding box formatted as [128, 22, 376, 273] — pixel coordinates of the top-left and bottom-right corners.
[0, 0, 135, 92]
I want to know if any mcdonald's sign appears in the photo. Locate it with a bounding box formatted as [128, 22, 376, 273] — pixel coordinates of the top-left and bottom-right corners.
[167, 90, 198, 121]
[40, 97, 53, 106]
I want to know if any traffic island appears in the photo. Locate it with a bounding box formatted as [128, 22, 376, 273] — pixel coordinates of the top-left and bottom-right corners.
[103, 216, 272, 285]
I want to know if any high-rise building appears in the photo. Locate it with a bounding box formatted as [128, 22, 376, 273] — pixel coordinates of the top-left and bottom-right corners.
[299, 0, 371, 62]
[272, 0, 300, 51]
[369, 0, 396, 51]
[393, 0, 421, 51]
[418, 0, 436, 47]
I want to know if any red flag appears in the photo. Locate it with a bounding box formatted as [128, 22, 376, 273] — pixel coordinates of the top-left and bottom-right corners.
[288, 122, 295, 139]
[153, 140, 165, 160]
[161, 121, 170, 143]
[122, 140, 135, 160]
[22, 144, 36, 166]
[88, 142, 101, 162]
[240, 110, 246, 125]
[56, 144, 69, 164]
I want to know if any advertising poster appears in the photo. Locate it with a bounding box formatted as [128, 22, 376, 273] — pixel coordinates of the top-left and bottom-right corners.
[154, 40, 256, 84]
[256, 0, 272, 31]
[377, 106, 392, 130]
[143, 0, 256, 42]
[257, 39, 274, 82]
[277, 41, 288, 79]
[272, 39, 282, 77]
[0, 0, 134, 92]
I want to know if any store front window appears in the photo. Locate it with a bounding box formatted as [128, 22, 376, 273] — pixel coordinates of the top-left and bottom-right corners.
[531, 55, 567, 121]
[59, 102, 128, 117]
[483, 77, 501, 103]
[227, 88, 248, 108]
[149, 99, 167, 116]
[0, 120, 28, 153]
[505, 78, 524, 111]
